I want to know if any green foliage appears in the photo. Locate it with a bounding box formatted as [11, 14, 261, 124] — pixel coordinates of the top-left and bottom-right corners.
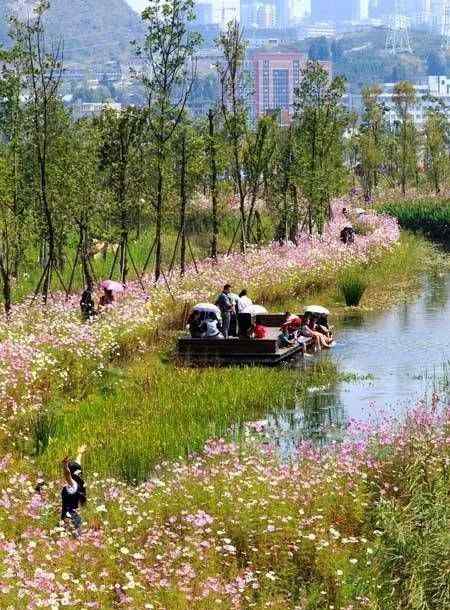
[293, 61, 351, 234]
[32, 354, 339, 481]
[338, 268, 368, 306]
[380, 198, 450, 242]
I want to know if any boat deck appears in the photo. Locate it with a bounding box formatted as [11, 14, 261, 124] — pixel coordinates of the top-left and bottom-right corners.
[177, 315, 312, 366]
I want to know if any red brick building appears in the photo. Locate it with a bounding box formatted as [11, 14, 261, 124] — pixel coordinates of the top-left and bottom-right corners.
[251, 51, 306, 124]
[250, 51, 331, 124]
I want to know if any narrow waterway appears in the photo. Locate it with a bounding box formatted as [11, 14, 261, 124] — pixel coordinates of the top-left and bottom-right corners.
[264, 268, 450, 452]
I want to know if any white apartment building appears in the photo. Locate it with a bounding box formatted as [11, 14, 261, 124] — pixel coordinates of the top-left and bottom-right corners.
[382, 75, 450, 128]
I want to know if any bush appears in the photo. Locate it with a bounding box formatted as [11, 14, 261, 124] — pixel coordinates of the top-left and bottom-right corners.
[338, 269, 368, 306]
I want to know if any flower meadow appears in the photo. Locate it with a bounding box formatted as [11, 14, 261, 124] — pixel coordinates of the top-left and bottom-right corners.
[0, 397, 449, 609]
[0, 202, 421, 609]
[0, 203, 399, 431]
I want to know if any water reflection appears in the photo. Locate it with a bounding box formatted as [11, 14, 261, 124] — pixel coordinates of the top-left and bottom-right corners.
[261, 270, 450, 451]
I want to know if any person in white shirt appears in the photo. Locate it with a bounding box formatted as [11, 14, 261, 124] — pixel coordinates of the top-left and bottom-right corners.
[204, 313, 224, 338]
[237, 289, 253, 313]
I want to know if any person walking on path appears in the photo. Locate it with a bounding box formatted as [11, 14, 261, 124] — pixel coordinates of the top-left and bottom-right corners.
[216, 284, 234, 339]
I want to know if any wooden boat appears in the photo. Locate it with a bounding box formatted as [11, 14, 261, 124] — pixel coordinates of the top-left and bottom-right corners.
[177, 313, 312, 366]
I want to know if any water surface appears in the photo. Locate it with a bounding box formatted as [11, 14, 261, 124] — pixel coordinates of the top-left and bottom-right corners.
[263, 270, 450, 451]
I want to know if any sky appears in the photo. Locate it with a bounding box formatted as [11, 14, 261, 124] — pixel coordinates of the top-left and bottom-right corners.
[126, 0, 147, 12]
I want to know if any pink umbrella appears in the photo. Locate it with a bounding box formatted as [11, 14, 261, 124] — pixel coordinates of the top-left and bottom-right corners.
[100, 280, 124, 293]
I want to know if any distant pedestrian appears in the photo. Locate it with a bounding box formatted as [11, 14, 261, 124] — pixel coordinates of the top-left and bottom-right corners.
[99, 288, 114, 307]
[80, 286, 96, 320]
[216, 284, 234, 339]
[61, 445, 87, 536]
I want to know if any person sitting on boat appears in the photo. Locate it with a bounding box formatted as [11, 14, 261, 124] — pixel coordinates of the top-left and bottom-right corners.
[278, 327, 296, 349]
[281, 312, 302, 334]
[316, 314, 333, 339]
[253, 323, 267, 339]
[237, 290, 253, 313]
[204, 312, 224, 339]
[188, 310, 205, 338]
[301, 313, 331, 351]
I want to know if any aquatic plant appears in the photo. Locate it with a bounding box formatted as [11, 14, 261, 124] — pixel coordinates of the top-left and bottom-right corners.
[0, 202, 399, 446]
[338, 268, 368, 306]
[379, 197, 450, 241]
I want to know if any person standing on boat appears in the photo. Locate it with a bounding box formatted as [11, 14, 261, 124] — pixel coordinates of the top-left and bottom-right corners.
[216, 284, 234, 339]
[237, 289, 252, 313]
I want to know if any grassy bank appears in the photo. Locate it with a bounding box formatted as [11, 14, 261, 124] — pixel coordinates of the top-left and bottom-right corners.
[277, 232, 444, 315]
[379, 197, 450, 242]
[25, 355, 340, 482]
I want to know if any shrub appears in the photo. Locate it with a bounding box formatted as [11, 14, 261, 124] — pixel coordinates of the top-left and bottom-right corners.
[338, 269, 368, 306]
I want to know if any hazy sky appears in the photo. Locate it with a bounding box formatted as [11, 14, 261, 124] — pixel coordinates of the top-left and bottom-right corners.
[127, 0, 147, 12]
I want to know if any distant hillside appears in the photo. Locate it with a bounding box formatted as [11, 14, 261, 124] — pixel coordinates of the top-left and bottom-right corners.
[0, 0, 143, 64]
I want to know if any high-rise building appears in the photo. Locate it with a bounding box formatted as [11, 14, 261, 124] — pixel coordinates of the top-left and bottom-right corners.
[274, 0, 290, 26]
[251, 51, 307, 123]
[213, 0, 240, 26]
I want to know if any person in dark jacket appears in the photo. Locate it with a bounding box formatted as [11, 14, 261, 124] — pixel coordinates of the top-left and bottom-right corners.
[216, 284, 234, 339]
[61, 445, 87, 535]
[80, 286, 96, 320]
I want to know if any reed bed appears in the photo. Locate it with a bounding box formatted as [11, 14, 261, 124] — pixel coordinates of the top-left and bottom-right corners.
[379, 197, 450, 242]
[29, 356, 339, 482]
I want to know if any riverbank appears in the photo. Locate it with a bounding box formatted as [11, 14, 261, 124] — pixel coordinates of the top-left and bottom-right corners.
[0, 204, 399, 434]
[0, 207, 449, 608]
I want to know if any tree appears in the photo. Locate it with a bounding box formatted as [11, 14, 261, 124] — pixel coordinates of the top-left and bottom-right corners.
[216, 20, 249, 253]
[0, 42, 29, 313]
[11, 1, 66, 301]
[64, 118, 103, 292]
[135, 0, 200, 281]
[268, 125, 301, 243]
[207, 108, 219, 260]
[97, 107, 142, 284]
[392, 81, 417, 195]
[357, 84, 386, 198]
[169, 121, 205, 275]
[244, 115, 277, 243]
[293, 62, 350, 234]
[424, 100, 449, 194]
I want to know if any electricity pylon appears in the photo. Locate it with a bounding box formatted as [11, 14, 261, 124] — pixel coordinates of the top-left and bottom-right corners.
[385, 0, 413, 54]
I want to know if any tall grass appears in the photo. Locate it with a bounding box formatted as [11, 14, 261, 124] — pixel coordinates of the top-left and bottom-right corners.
[379, 198, 450, 242]
[338, 268, 368, 306]
[30, 355, 340, 482]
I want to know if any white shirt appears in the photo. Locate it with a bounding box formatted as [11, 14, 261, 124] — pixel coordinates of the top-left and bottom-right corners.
[204, 319, 223, 338]
[237, 295, 252, 312]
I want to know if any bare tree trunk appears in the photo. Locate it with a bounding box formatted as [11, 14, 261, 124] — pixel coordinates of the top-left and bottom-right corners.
[289, 185, 299, 244]
[179, 131, 187, 275]
[154, 156, 163, 282]
[0, 254, 12, 315]
[208, 109, 219, 262]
